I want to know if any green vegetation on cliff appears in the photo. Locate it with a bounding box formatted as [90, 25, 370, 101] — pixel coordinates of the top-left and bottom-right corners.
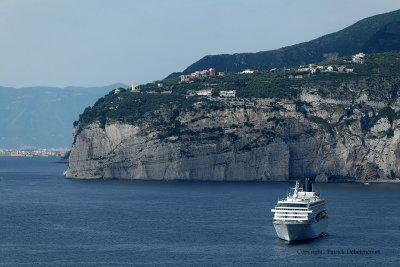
[75, 52, 400, 131]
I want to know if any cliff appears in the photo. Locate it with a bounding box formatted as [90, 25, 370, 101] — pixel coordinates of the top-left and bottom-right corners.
[66, 53, 400, 182]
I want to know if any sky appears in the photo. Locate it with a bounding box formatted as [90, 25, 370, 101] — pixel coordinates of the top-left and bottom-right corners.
[0, 0, 399, 88]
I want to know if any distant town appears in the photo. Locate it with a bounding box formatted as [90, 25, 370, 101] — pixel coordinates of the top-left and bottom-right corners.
[177, 52, 365, 82]
[0, 148, 69, 158]
[122, 52, 367, 103]
[89, 52, 368, 119]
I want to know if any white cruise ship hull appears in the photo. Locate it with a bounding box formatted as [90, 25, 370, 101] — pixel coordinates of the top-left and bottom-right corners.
[273, 218, 328, 241]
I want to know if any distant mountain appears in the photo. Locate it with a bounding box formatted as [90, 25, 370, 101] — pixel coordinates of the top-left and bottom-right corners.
[0, 83, 126, 148]
[170, 9, 400, 77]
[363, 21, 400, 52]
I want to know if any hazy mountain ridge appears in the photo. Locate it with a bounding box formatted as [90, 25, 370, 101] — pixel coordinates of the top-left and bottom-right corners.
[169, 9, 400, 77]
[0, 84, 126, 148]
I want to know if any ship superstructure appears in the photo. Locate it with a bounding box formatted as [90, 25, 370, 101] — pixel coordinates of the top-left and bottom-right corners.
[271, 178, 328, 241]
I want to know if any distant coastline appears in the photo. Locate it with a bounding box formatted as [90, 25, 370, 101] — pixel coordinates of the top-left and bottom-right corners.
[63, 175, 400, 183]
[354, 179, 400, 184]
[0, 148, 69, 158]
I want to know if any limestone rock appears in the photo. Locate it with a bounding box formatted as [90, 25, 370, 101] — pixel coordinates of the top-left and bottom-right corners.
[66, 94, 400, 181]
[315, 173, 329, 183]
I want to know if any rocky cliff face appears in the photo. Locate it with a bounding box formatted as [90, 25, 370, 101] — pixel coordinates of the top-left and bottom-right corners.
[66, 91, 400, 181]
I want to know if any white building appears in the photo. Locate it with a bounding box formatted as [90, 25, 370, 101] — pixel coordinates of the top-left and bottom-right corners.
[297, 67, 309, 72]
[200, 70, 209, 76]
[255, 98, 273, 106]
[219, 90, 236, 98]
[193, 71, 201, 77]
[196, 89, 212, 96]
[131, 84, 140, 92]
[241, 69, 254, 74]
[283, 102, 296, 111]
[352, 52, 365, 64]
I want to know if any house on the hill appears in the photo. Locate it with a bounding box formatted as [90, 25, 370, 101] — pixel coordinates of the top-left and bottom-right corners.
[352, 52, 365, 64]
[196, 88, 212, 96]
[209, 68, 217, 76]
[180, 74, 196, 82]
[180, 67, 221, 82]
[241, 69, 254, 74]
[131, 84, 139, 92]
[282, 102, 296, 111]
[255, 98, 273, 107]
[219, 90, 236, 98]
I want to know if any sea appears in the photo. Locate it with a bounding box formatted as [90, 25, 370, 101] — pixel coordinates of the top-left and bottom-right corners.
[0, 157, 399, 266]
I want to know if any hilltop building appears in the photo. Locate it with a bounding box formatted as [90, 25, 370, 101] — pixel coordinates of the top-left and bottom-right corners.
[180, 75, 196, 82]
[180, 68, 222, 82]
[196, 88, 212, 96]
[219, 90, 236, 98]
[297, 67, 309, 72]
[255, 98, 273, 106]
[241, 69, 255, 74]
[309, 64, 317, 74]
[352, 52, 365, 64]
[282, 102, 296, 111]
[209, 68, 217, 76]
[131, 84, 139, 92]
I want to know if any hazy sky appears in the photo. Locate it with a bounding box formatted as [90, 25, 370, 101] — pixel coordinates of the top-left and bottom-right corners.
[0, 0, 399, 87]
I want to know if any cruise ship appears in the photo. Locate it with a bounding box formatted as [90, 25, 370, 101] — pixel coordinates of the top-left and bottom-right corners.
[271, 178, 328, 241]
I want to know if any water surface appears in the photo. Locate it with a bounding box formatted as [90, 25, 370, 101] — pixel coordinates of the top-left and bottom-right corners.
[0, 157, 399, 266]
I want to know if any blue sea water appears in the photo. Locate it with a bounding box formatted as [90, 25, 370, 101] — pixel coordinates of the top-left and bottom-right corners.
[0, 157, 399, 266]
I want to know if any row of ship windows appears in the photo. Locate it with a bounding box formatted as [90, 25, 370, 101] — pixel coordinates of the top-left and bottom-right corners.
[277, 204, 307, 207]
[276, 203, 324, 209]
[274, 211, 323, 215]
[308, 202, 324, 208]
[275, 208, 323, 211]
[275, 206, 324, 211]
[276, 213, 307, 216]
[275, 216, 308, 219]
[275, 208, 308, 211]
